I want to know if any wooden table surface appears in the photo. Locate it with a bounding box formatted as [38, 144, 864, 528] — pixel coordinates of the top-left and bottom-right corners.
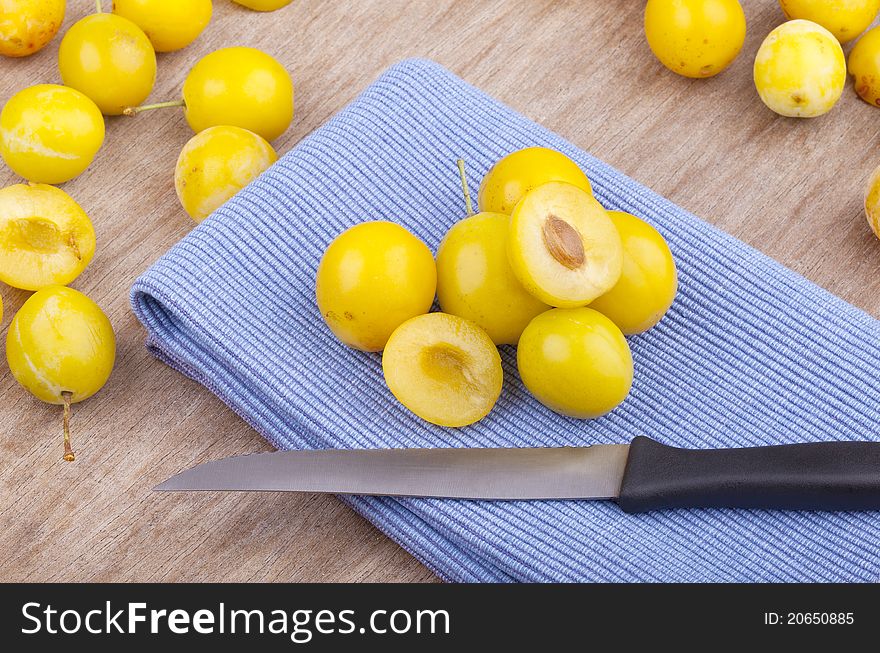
[1, 0, 879, 583]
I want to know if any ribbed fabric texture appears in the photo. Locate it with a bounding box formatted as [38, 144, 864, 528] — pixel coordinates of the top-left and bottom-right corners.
[131, 59, 880, 582]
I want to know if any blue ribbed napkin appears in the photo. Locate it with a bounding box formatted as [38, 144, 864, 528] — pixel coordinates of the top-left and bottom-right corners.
[131, 58, 880, 582]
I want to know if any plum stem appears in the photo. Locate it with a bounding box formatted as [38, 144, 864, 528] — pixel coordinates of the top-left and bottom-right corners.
[123, 99, 186, 117]
[62, 392, 75, 462]
[96, 0, 102, 13]
[456, 159, 474, 217]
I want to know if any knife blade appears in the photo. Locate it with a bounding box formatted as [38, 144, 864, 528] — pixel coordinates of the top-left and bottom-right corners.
[155, 444, 631, 500]
[155, 436, 880, 513]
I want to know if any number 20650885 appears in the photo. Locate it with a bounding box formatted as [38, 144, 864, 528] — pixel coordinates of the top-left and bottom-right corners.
[764, 612, 854, 625]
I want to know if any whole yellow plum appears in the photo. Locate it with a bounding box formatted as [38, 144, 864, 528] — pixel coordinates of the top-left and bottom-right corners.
[233, 0, 293, 9]
[517, 307, 633, 419]
[0, 0, 64, 57]
[58, 13, 157, 116]
[848, 25, 880, 106]
[437, 212, 548, 345]
[113, 0, 213, 52]
[863, 164, 880, 240]
[589, 211, 677, 335]
[754, 20, 845, 117]
[174, 125, 277, 222]
[316, 222, 437, 352]
[779, 0, 880, 43]
[644, 0, 747, 78]
[478, 147, 592, 215]
[0, 84, 105, 184]
[7, 285, 116, 461]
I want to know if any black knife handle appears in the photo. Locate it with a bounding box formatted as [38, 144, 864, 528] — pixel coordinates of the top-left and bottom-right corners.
[616, 436, 880, 514]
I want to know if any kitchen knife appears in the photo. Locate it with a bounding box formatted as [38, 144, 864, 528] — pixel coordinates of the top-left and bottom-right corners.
[155, 436, 880, 513]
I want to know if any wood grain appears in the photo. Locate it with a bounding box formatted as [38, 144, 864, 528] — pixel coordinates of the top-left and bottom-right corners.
[1, 0, 878, 583]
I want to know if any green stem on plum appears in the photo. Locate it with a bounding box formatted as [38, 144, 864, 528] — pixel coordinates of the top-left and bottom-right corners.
[122, 99, 186, 117]
[456, 159, 474, 217]
[96, 0, 103, 13]
[61, 392, 75, 462]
